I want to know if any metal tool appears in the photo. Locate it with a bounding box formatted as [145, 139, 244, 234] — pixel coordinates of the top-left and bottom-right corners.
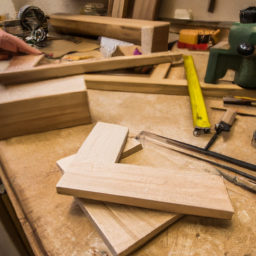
[204, 109, 237, 150]
[224, 96, 256, 106]
[184, 55, 211, 136]
[205, 6, 256, 88]
[252, 130, 256, 149]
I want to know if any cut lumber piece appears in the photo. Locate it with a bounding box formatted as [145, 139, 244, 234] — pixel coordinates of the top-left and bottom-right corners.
[58, 138, 142, 173]
[5, 55, 44, 72]
[121, 138, 143, 159]
[0, 52, 182, 85]
[48, 14, 169, 54]
[150, 63, 171, 79]
[57, 122, 182, 256]
[57, 162, 234, 219]
[131, 0, 161, 20]
[84, 75, 256, 98]
[112, 0, 129, 18]
[0, 76, 91, 140]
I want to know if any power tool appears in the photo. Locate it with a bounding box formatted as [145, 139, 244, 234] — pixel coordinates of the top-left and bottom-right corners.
[205, 6, 256, 88]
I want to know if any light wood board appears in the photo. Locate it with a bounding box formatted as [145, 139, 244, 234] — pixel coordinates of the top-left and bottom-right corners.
[57, 122, 182, 256]
[48, 14, 169, 54]
[83, 75, 256, 98]
[0, 76, 91, 140]
[150, 63, 171, 79]
[57, 162, 234, 219]
[5, 55, 44, 72]
[0, 51, 182, 85]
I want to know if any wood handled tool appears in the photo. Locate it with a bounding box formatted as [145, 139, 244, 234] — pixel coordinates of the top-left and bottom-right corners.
[204, 109, 237, 151]
[224, 96, 256, 106]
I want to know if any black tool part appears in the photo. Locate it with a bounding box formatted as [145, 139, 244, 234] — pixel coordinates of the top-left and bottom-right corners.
[237, 43, 255, 57]
[169, 147, 256, 182]
[240, 6, 256, 24]
[208, 0, 216, 13]
[204, 121, 231, 151]
[136, 131, 256, 172]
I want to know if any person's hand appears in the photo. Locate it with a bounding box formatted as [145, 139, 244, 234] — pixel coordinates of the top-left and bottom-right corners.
[0, 29, 42, 55]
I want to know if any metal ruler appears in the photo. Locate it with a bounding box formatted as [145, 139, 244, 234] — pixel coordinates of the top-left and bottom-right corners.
[184, 55, 211, 136]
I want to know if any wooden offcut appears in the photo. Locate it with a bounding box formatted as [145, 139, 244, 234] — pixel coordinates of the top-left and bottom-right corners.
[0, 76, 91, 140]
[48, 14, 169, 54]
[84, 75, 256, 98]
[57, 162, 234, 219]
[150, 63, 171, 79]
[0, 51, 182, 85]
[57, 122, 182, 256]
[5, 55, 44, 72]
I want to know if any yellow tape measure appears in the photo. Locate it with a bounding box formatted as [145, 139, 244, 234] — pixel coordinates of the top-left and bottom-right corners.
[184, 55, 211, 136]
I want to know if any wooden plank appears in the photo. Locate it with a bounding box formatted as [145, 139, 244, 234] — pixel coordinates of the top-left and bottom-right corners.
[57, 162, 234, 219]
[0, 76, 91, 140]
[57, 122, 182, 256]
[167, 65, 186, 80]
[0, 51, 182, 85]
[83, 75, 256, 98]
[48, 14, 169, 54]
[5, 55, 44, 72]
[132, 0, 161, 20]
[112, 0, 129, 18]
[150, 63, 171, 79]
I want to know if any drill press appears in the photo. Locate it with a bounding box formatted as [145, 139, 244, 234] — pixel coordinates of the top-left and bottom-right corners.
[205, 7, 256, 88]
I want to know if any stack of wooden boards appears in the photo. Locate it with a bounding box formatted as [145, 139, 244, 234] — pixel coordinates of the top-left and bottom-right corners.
[56, 122, 234, 256]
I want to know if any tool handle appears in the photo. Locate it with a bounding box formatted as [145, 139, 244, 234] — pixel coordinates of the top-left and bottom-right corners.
[223, 97, 252, 105]
[208, 0, 216, 13]
[221, 109, 237, 126]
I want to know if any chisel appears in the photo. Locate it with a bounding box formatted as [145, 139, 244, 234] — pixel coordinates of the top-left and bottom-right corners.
[204, 109, 237, 151]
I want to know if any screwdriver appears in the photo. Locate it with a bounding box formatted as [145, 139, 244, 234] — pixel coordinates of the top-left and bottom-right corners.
[204, 109, 237, 151]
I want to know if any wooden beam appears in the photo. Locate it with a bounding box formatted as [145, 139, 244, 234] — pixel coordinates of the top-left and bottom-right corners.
[112, 0, 129, 18]
[84, 75, 256, 98]
[57, 122, 182, 256]
[57, 162, 234, 219]
[0, 76, 91, 140]
[48, 14, 170, 54]
[0, 52, 182, 85]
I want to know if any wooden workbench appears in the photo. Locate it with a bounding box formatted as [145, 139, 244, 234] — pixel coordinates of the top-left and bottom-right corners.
[0, 54, 256, 256]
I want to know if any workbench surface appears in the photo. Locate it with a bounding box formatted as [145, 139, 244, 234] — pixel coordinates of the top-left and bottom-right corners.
[1, 54, 256, 256]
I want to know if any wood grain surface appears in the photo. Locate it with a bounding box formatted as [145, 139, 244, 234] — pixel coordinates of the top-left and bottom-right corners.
[57, 162, 234, 219]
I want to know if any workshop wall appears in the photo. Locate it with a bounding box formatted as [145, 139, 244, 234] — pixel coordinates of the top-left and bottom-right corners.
[1, 0, 108, 17]
[159, 0, 256, 22]
[0, 0, 16, 19]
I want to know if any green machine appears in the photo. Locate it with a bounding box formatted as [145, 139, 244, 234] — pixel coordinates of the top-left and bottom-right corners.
[205, 7, 256, 88]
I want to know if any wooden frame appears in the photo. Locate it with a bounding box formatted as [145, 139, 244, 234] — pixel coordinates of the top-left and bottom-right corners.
[48, 14, 170, 54]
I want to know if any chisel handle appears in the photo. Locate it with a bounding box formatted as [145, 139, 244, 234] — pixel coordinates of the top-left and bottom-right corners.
[221, 109, 237, 126]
